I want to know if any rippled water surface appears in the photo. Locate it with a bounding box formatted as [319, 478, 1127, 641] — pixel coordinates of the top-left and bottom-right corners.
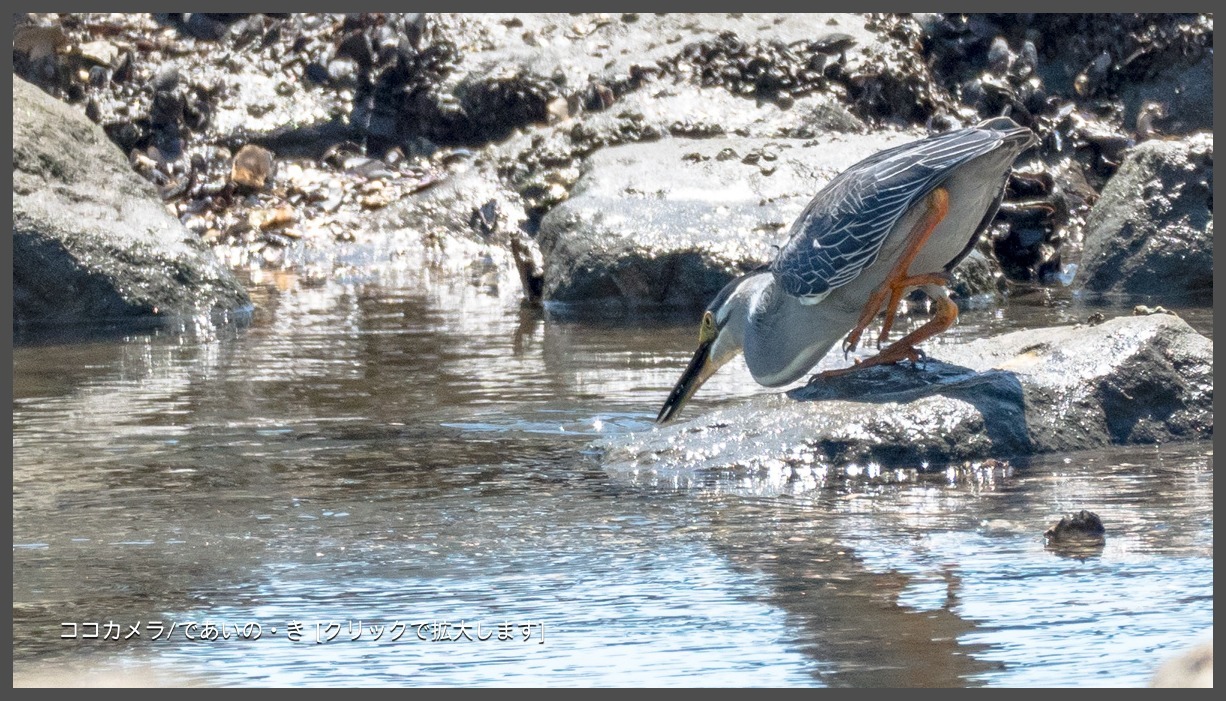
[12, 266, 1213, 687]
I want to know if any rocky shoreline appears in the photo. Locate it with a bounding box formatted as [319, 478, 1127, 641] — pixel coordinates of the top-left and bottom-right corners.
[11, 13, 1213, 462]
[13, 13, 1213, 309]
[601, 312, 1212, 473]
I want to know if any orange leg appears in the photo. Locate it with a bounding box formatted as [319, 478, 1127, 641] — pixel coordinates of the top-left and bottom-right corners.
[842, 187, 951, 356]
[816, 285, 959, 379]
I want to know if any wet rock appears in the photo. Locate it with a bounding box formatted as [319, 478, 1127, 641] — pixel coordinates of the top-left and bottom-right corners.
[922, 14, 1211, 134]
[77, 39, 119, 68]
[1044, 509, 1106, 554]
[248, 203, 295, 230]
[349, 13, 888, 151]
[533, 136, 819, 308]
[493, 87, 869, 227]
[915, 14, 1212, 282]
[18, 12, 1211, 295]
[1133, 304, 1174, 317]
[12, 76, 250, 328]
[230, 144, 276, 190]
[948, 248, 1007, 303]
[1074, 133, 1212, 301]
[372, 157, 528, 247]
[598, 313, 1211, 472]
[1112, 21, 1213, 137]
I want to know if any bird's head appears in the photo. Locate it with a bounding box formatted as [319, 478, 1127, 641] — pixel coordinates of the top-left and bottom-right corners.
[655, 270, 767, 424]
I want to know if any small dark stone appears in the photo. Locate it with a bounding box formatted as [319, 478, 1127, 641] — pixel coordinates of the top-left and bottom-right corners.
[183, 13, 231, 41]
[88, 65, 109, 88]
[1044, 509, 1106, 549]
[230, 144, 276, 190]
[260, 23, 282, 50]
[183, 97, 211, 132]
[103, 121, 146, 153]
[150, 66, 180, 93]
[469, 199, 499, 237]
[149, 89, 184, 129]
[987, 37, 1013, 75]
[335, 30, 374, 70]
[813, 32, 856, 55]
[111, 51, 133, 84]
[304, 61, 329, 85]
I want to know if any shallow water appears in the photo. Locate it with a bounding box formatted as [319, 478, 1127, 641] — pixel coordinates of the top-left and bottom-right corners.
[12, 265, 1213, 687]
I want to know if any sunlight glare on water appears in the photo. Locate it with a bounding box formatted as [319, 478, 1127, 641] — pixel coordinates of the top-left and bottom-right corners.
[12, 268, 1213, 687]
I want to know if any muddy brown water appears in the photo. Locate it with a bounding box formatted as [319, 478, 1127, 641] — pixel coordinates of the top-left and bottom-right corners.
[12, 264, 1212, 687]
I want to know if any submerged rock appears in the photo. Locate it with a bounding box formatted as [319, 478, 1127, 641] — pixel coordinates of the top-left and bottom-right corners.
[1074, 133, 1212, 300]
[598, 313, 1211, 473]
[12, 76, 251, 328]
[1044, 509, 1106, 557]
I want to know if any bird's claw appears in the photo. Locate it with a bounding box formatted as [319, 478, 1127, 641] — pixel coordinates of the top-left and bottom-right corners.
[842, 329, 864, 358]
[894, 346, 929, 367]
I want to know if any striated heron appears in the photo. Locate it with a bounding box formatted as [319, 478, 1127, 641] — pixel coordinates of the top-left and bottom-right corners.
[656, 116, 1037, 424]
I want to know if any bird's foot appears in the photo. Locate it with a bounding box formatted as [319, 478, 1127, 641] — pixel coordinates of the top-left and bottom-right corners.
[812, 343, 931, 384]
[901, 346, 930, 369]
[841, 328, 865, 358]
[810, 361, 859, 382]
[854, 342, 923, 371]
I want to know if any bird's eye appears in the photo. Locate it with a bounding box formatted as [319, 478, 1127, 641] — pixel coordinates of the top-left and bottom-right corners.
[698, 311, 717, 343]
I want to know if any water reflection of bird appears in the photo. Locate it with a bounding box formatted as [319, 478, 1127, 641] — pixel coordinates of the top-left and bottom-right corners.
[656, 117, 1038, 423]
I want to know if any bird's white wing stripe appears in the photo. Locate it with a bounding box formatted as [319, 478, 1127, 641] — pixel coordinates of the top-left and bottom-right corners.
[771, 123, 1027, 300]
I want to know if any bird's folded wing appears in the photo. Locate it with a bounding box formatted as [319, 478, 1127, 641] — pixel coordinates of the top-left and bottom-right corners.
[771, 128, 1011, 300]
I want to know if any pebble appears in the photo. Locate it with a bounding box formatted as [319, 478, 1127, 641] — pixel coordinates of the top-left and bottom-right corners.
[230, 144, 276, 190]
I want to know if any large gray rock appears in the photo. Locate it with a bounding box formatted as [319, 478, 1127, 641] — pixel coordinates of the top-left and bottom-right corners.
[598, 313, 1211, 472]
[13, 76, 250, 328]
[1074, 133, 1213, 300]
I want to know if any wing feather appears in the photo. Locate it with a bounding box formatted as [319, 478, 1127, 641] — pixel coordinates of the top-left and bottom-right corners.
[771, 126, 1018, 300]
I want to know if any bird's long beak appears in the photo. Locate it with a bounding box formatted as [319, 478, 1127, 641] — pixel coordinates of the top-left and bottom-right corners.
[655, 337, 718, 424]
